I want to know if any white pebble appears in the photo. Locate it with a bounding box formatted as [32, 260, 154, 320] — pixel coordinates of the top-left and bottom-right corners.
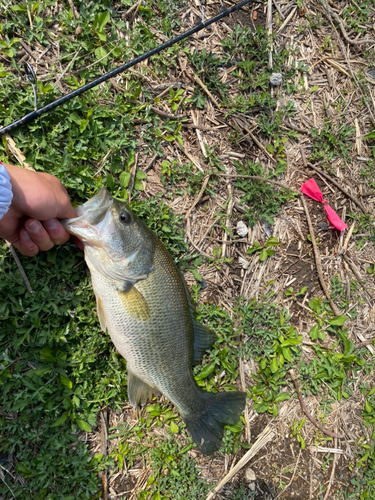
[238, 257, 249, 270]
[236, 220, 248, 238]
[270, 72, 283, 86]
[245, 467, 256, 482]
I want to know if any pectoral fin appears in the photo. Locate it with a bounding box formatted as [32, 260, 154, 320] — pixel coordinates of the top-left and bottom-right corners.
[119, 285, 151, 321]
[127, 369, 159, 407]
[96, 296, 107, 332]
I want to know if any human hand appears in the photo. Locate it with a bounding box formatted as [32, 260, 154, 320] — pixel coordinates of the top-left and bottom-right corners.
[0, 163, 83, 256]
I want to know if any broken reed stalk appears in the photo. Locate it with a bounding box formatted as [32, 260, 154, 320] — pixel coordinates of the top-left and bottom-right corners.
[301, 195, 340, 316]
[290, 370, 344, 439]
[205, 426, 275, 500]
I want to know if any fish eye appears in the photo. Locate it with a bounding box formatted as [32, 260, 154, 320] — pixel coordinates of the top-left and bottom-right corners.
[120, 212, 130, 223]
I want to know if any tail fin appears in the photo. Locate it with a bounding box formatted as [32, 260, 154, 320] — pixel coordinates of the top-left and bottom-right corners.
[183, 391, 246, 455]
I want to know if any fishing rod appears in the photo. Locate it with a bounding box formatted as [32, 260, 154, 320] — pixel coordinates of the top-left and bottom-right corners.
[0, 0, 254, 136]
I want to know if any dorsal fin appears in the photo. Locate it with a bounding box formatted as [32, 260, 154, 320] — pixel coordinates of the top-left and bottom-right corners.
[181, 275, 217, 364]
[192, 320, 217, 365]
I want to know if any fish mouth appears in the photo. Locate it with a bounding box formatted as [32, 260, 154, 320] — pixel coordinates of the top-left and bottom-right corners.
[61, 189, 113, 240]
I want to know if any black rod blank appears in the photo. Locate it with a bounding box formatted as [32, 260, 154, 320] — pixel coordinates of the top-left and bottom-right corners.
[0, 0, 253, 136]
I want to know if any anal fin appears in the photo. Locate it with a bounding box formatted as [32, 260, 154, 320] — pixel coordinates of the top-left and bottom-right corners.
[192, 320, 217, 365]
[127, 369, 159, 407]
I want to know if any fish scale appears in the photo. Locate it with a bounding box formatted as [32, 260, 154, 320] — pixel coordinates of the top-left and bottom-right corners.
[89, 239, 201, 416]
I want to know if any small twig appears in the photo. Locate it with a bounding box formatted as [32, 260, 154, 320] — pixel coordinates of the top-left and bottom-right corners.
[5, 241, 34, 293]
[125, 0, 142, 17]
[354, 338, 375, 349]
[0, 473, 17, 500]
[301, 195, 340, 316]
[341, 222, 355, 253]
[174, 93, 187, 115]
[322, 431, 338, 500]
[308, 56, 368, 73]
[191, 110, 208, 158]
[26, 0, 33, 29]
[128, 0, 142, 23]
[277, 6, 297, 34]
[185, 175, 210, 220]
[144, 153, 158, 172]
[100, 409, 108, 500]
[275, 449, 302, 500]
[307, 162, 367, 213]
[175, 142, 204, 172]
[54, 49, 81, 89]
[222, 181, 233, 258]
[19, 39, 37, 61]
[300, 145, 307, 167]
[181, 123, 227, 131]
[193, 74, 221, 108]
[322, 2, 375, 45]
[290, 371, 344, 439]
[272, 0, 285, 19]
[233, 117, 277, 163]
[128, 151, 139, 196]
[67, 0, 80, 19]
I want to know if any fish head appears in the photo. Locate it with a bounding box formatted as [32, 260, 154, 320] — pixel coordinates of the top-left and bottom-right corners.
[61, 189, 155, 283]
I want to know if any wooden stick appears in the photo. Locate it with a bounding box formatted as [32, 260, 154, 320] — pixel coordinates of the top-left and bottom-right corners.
[191, 110, 208, 158]
[290, 371, 344, 439]
[144, 153, 158, 172]
[5, 241, 34, 294]
[307, 163, 367, 213]
[175, 142, 204, 173]
[128, 151, 139, 195]
[67, 0, 80, 19]
[185, 175, 210, 219]
[324, 3, 375, 45]
[301, 195, 340, 316]
[322, 432, 338, 500]
[193, 74, 221, 108]
[233, 117, 277, 163]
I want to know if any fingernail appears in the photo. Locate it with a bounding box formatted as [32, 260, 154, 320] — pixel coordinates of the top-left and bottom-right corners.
[27, 220, 40, 232]
[43, 219, 58, 230]
[22, 229, 32, 240]
[22, 230, 36, 250]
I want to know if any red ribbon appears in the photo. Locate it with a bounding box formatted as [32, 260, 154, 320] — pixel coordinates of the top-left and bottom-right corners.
[300, 178, 347, 231]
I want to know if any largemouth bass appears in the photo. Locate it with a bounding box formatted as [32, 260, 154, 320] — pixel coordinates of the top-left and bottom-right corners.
[62, 190, 245, 454]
